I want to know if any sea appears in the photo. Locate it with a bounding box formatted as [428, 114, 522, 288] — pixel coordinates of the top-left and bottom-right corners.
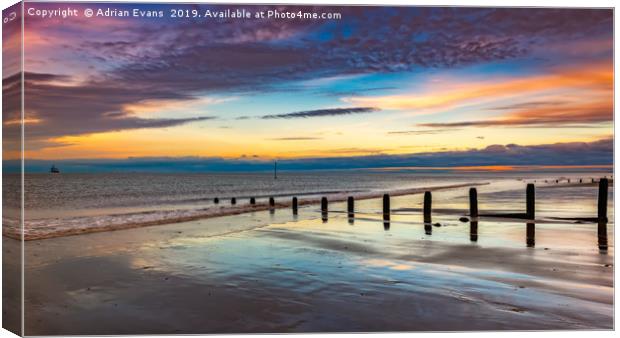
[1, 168, 614, 237]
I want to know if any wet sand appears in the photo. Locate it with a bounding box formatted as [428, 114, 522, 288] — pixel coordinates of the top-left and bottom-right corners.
[11, 184, 614, 335]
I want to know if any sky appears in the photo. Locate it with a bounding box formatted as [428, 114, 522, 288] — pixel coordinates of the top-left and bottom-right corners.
[2, 3, 614, 171]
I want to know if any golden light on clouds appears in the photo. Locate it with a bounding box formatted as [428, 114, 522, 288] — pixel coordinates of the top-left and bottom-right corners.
[343, 62, 612, 113]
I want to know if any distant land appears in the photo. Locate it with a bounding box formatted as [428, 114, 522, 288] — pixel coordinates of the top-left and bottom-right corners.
[6, 138, 612, 173]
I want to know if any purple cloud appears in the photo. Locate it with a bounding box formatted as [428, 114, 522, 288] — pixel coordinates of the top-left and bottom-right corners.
[16, 5, 613, 143]
[262, 107, 380, 119]
[14, 72, 215, 142]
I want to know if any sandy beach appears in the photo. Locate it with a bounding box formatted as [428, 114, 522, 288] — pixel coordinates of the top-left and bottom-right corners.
[6, 181, 613, 335]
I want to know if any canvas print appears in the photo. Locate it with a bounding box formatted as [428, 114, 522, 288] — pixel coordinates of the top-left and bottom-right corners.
[1, 1, 614, 335]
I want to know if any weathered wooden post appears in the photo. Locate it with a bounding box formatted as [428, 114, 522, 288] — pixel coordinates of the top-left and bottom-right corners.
[347, 196, 354, 224]
[250, 197, 256, 205]
[579, 179, 582, 183]
[292, 197, 298, 215]
[383, 194, 390, 221]
[214, 197, 219, 204]
[469, 188, 478, 218]
[526, 222, 535, 247]
[269, 196, 275, 214]
[598, 178, 608, 222]
[383, 193, 391, 231]
[423, 191, 432, 224]
[231, 197, 236, 205]
[347, 196, 354, 214]
[526, 184, 535, 220]
[321, 197, 328, 222]
[567, 179, 571, 183]
[423, 191, 432, 235]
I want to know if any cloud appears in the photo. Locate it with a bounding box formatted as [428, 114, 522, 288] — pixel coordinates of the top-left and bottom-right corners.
[261, 107, 380, 119]
[17, 4, 613, 147]
[2, 3, 22, 74]
[13, 72, 215, 141]
[344, 62, 612, 112]
[418, 99, 612, 128]
[491, 100, 567, 110]
[317, 86, 399, 97]
[28, 5, 612, 97]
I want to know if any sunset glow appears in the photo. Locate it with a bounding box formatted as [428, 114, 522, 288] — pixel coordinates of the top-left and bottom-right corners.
[4, 4, 612, 170]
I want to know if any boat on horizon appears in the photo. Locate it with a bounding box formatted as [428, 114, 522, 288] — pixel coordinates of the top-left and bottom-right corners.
[50, 165, 60, 174]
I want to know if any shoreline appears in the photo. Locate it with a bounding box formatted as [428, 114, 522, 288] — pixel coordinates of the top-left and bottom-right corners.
[4, 181, 490, 241]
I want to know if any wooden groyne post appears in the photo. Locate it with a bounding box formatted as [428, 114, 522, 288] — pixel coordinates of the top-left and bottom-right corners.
[231, 197, 236, 205]
[250, 197, 256, 205]
[469, 187, 479, 241]
[347, 196, 354, 214]
[347, 196, 354, 224]
[597, 178, 609, 253]
[321, 197, 328, 222]
[383, 194, 390, 221]
[269, 196, 275, 214]
[292, 197, 298, 215]
[598, 178, 608, 222]
[525, 184, 535, 247]
[469, 188, 478, 218]
[423, 191, 432, 224]
[213, 197, 219, 204]
[526, 184, 535, 220]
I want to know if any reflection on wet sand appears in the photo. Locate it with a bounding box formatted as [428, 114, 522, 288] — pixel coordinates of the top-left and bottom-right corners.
[19, 180, 614, 335]
[526, 222, 536, 247]
[383, 220, 390, 231]
[469, 221, 478, 242]
[424, 223, 432, 235]
[598, 220, 608, 253]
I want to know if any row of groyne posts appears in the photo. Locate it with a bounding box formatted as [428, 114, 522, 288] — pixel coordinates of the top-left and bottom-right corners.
[211, 178, 611, 251]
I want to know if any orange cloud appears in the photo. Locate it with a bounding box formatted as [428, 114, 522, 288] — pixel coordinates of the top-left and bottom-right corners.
[420, 99, 612, 128]
[343, 62, 612, 113]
